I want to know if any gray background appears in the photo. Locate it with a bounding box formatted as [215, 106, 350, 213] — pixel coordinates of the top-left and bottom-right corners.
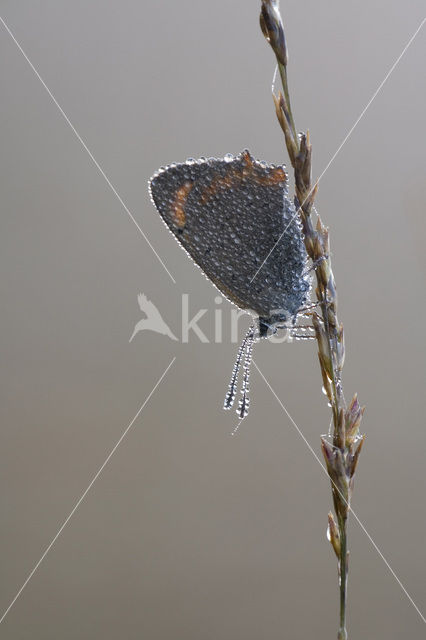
[0, 1, 425, 638]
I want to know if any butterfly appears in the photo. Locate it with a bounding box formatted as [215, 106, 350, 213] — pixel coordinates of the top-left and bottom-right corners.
[149, 150, 310, 418]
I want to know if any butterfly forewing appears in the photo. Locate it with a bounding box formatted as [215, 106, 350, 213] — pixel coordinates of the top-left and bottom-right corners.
[149, 150, 309, 318]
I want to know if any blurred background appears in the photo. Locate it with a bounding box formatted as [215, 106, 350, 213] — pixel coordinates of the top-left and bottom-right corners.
[0, 1, 425, 638]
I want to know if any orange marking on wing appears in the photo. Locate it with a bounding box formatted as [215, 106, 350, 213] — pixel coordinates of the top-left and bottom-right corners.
[199, 160, 287, 206]
[241, 150, 253, 167]
[171, 181, 193, 228]
[254, 166, 287, 185]
[199, 173, 236, 205]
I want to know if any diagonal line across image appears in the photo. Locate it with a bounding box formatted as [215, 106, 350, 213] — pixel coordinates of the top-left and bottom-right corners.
[0, 16, 176, 285]
[253, 360, 426, 625]
[0, 357, 176, 625]
[250, 16, 426, 284]
[1, 5, 425, 633]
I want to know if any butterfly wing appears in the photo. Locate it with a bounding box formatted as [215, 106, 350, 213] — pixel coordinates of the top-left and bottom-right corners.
[149, 150, 309, 319]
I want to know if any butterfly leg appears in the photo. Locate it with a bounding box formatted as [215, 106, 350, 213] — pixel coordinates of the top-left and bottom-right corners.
[302, 254, 329, 278]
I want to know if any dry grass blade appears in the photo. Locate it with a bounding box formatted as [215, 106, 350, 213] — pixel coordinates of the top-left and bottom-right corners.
[260, 2, 365, 638]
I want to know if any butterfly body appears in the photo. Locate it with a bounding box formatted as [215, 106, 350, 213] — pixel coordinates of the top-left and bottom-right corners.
[149, 150, 310, 417]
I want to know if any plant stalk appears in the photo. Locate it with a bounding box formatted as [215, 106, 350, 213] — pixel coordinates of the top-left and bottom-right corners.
[260, 2, 365, 638]
[338, 517, 348, 640]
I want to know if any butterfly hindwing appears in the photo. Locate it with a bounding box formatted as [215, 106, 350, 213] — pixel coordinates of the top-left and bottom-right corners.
[149, 150, 309, 318]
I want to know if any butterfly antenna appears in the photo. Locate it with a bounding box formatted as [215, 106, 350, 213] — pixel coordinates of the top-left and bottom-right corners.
[224, 324, 255, 410]
[237, 326, 256, 419]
